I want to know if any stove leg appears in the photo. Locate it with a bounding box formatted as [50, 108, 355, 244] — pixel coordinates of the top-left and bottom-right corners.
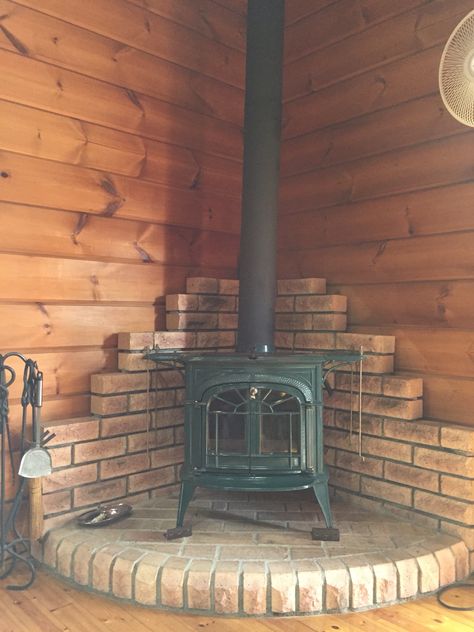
[164, 481, 195, 540]
[311, 481, 340, 541]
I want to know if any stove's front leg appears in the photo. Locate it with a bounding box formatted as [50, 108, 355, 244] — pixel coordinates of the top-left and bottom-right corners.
[311, 478, 340, 541]
[164, 480, 195, 540]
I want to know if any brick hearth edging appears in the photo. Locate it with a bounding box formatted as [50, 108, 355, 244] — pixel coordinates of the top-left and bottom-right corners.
[38, 496, 470, 616]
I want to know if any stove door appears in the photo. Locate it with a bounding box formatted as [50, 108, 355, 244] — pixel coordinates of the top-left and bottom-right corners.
[204, 384, 304, 472]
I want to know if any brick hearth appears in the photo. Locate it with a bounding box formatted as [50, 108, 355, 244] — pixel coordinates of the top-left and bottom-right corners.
[37, 277, 473, 614]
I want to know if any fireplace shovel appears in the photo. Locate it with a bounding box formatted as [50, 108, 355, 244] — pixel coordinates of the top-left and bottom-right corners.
[18, 372, 51, 479]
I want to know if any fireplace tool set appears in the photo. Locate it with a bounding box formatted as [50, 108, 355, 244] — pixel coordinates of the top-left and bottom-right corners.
[0, 353, 54, 590]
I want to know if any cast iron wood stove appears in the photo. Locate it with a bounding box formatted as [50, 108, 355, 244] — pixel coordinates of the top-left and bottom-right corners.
[147, 0, 362, 540]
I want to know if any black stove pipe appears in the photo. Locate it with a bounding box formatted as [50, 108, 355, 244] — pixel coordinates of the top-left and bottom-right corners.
[236, 0, 285, 354]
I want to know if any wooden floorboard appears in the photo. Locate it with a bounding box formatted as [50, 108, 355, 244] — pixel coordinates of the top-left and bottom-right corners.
[0, 569, 472, 632]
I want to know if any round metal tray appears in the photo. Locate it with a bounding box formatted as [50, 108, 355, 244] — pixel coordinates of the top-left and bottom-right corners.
[76, 502, 132, 527]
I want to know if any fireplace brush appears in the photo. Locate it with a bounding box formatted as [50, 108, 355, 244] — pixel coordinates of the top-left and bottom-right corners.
[0, 353, 53, 590]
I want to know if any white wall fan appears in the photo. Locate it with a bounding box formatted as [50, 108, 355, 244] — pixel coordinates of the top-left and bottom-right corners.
[439, 10, 474, 127]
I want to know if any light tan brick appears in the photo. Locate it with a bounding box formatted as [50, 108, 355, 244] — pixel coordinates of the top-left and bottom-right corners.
[128, 464, 176, 493]
[74, 437, 126, 464]
[275, 296, 295, 312]
[91, 371, 146, 394]
[57, 534, 91, 578]
[128, 389, 175, 412]
[43, 490, 72, 516]
[333, 410, 383, 435]
[384, 418, 440, 446]
[318, 559, 349, 611]
[294, 560, 323, 613]
[117, 332, 154, 350]
[160, 557, 189, 607]
[329, 467, 360, 492]
[151, 445, 184, 468]
[43, 463, 97, 493]
[278, 278, 326, 295]
[294, 332, 336, 350]
[414, 447, 474, 476]
[112, 549, 146, 599]
[360, 355, 394, 374]
[440, 522, 474, 550]
[100, 412, 148, 437]
[198, 294, 236, 311]
[91, 394, 128, 416]
[362, 435, 412, 462]
[127, 427, 174, 453]
[295, 294, 347, 313]
[100, 453, 149, 479]
[214, 561, 240, 614]
[186, 559, 213, 610]
[196, 331, 235, 348]
[441, 425, 474, 454]
[441, 475, 474, 501]
[335, 451, 384, 477]
[92, 544, 125, 593]
[73, 478, 126, 508]
[414, 490, 473, 524]
[450, 541, 470, 580]
[154, 331, 196, 349]
[345, 557, 374, 609]
[336, 332, 395, 354]
[118, 352, 155, 371]
[166, 294, 199, 311]
[434, 547, 456, 586]
[166, 312, 218, 331]
[43, 417, 99, 446]
[186, 277, 218, 294]
[268, 562, 296, 614]
[134, 552, 167, 605]
[385, 462, 439, 492]
[275, 313, 312, 331]
[43, 528, 69, 569]
[387, 552, 418, 599]
[327, 391, 422, 421]
[409, 547, 439, 593]
[367, 555, 397, 604]
[361, 477, 412, 506]
[382, 375, 423, 398]
[49, 446, 72, 468]
[243, 561, 267, 615]
[313, 313, 347, 331]
[218, 279, 239, 295]
[73, 540, 105, 585]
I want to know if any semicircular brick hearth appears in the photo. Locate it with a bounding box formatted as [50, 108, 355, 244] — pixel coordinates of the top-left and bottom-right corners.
[39, 492, 469, 616]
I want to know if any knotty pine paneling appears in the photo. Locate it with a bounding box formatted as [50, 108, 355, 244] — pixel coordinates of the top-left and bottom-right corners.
[1, 0, 243, 423]
[279, 0, 474, 427]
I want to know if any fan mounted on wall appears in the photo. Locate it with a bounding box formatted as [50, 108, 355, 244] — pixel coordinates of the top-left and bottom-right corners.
[439, 10, 474, 127]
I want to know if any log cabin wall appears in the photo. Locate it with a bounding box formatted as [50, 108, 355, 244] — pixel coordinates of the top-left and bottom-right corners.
[0, 0, 245, 423]
[279, 0, 474, 428]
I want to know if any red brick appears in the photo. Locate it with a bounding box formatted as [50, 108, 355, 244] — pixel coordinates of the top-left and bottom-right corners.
[218, 312, 238, 329]
[414, 490, 473, 524]
[294, 332, 336, 350]
[101, 453, 149, 479]
[275, 313, 312, 331]
[441, 425, 474, 454]
[128, 389, 175, 412]
[100, 413, 148, 437]
[361, 477, 412, 506]
[275, 296, 295, 312]
[43, 463, 97, 493]
[186, 277, 218, 294]
[74, 437, 126, 463]
[278, 278, 326, 295]
[117, 332, 154, 350]
[196, 331, 235, 348]
[414, 447, 474, 477]
[384, 462, 439, 492]
[313, 313, 347, 331]
[128, 464, 176, 493]
[73, 478, 126, 507]
[295, 294, 347, 312]
[43, 417, 99, 446]
[275, 331, 294, 349]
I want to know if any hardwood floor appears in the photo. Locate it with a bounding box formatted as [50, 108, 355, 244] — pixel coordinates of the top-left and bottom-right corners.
[0, 570, 472, 632]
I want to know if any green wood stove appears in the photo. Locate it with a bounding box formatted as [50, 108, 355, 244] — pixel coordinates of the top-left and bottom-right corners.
[146, 350, 362, 541]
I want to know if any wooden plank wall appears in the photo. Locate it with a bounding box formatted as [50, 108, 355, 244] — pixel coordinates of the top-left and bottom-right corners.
[0, 0, 245, 423]
[279, 0, 474, 427]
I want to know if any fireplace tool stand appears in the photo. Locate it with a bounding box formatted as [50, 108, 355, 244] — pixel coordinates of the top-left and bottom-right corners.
[0, 353, 54, 590]
[146, 349, 364, 542]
